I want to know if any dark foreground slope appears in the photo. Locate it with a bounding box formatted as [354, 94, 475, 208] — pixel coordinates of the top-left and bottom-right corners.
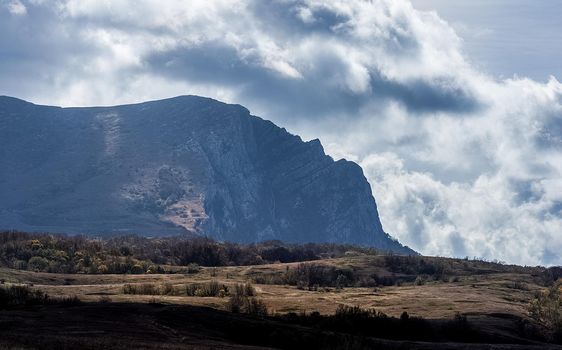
[0, 302, 559, 350]
[0, 95, 410, 252]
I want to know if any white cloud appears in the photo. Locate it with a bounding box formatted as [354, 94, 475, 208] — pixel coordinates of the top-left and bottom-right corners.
[4, 0, 26, 15]
[0, 0, 561, 265]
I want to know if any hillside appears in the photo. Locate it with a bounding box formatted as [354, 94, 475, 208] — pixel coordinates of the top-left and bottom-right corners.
[1, 233, 561, 349]
[0, 95, 410, 253]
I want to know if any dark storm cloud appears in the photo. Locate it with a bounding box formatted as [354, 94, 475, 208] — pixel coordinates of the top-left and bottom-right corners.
[146, 45, 480, 118]
[145, 43, 369, 118]
[369, 72, 481, 114]
[250, 0, 351, 36]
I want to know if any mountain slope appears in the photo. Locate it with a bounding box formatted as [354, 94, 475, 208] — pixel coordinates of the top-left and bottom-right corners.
[0, 95, 412, 253]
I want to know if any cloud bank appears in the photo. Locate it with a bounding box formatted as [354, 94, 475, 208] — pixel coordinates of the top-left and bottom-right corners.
[1, 0, 561, 265]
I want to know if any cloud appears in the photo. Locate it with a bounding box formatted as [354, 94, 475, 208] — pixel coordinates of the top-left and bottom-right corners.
[359, 151, 562, 266]
[0, 0, 561, 265]
[4, 0, 26, 15]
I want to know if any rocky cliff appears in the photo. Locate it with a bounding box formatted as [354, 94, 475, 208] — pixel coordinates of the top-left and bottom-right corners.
[0, 95, 412, 253]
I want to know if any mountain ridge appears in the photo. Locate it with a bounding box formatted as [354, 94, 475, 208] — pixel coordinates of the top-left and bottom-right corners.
[0, 95, 413, 254]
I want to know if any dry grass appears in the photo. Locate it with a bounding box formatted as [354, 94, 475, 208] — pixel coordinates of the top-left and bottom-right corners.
[0, 254, 545, 323]
[2, 254, 560, 349]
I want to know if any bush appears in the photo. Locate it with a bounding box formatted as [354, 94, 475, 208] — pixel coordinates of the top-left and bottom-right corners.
[186, 263, 201, 274]
[449, 276, 460, 283]
[282, 305, 483, 343]
[98, 295, 111, 303]
[530, 281, 562, 342]
[122, 283, 182, 296]
[507, 281, 527, 290]
[185, 281, 228, 297]
[335, 274, 348, 290]
[335, 305, 386, 319]
[160, 283, 175, 296]
[414, 276, 426, 286]
[185, 283, 199, 296]
[384, 255, 449, 278]
[146, 265, 165, 274]
[282, 263, 355, 288]
[236, 283, 255, 297]
[28, 256, 49, 272]
[0, 285, 49, 308]
[130, 264, 145, 274]
[13, 260, 27, 270]
[123, 283, 159, 295]
[228, 283, 267, 316]
[57, 295, 82, 306]
[246, 297, 268, 316]
[206, 280, 222, 296]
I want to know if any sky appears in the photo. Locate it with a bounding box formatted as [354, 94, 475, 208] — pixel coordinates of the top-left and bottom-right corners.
[411, 0, 562, 81]
[1, 0, 561, 266]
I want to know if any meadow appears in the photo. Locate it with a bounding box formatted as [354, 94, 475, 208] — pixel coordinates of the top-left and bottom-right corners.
[0, 232, 561, 349]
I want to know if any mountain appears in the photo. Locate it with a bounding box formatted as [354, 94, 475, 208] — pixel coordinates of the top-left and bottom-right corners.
[0, 95, 412, 253]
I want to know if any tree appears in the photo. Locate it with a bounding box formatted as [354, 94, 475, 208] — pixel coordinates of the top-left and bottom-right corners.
[28, 256, 49, 271]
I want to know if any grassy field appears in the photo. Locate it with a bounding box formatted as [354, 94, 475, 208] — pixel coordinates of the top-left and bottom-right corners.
[1, 253, 560, 349]
[1, 257, 540, 318]
[1, 232, 560, 349]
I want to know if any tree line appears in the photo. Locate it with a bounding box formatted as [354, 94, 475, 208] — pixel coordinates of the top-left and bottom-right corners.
[0, 231, 387, 274]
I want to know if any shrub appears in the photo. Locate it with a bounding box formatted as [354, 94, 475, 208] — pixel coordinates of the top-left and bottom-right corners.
[13, 260, 27, 270]
[282, 263, 355, 288]
[97, 295, 111, 303]
[246, 297, 268, 316]
[186, 263, 201, 274]
[243, 283, 255, 296]
[507, 281, 527, 290]
[0, 285, 49, 308]
[414, 276, 426, 286]
[530, 281, 562, 342]
[227, 283, 267, 316]
[160, 283, 175, 296]
[95, 264, 107, 274]
[122, 283, 181, 296]
[335, 274, 348, 290]
[123, 283, 159, 295]
[185, 283, 199, 296]
[130, 264, 145, 274]
[185, 281, 228, 297]
[372, 275, 398, 286]
[228, 293, 243, 313]
[206, 280, 221, 296]
[384, 255, 449, 279]
[58, 295, 82, 306]
[28, 256, 49, 272]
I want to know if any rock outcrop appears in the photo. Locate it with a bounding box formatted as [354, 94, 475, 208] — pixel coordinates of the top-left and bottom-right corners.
[0, 95, 412, 253]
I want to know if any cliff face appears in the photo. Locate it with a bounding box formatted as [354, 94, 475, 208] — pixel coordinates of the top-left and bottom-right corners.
[0, 95, 412, 253]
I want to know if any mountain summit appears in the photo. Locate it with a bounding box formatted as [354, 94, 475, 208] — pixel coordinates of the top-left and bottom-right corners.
[0, 95, 412, 253]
